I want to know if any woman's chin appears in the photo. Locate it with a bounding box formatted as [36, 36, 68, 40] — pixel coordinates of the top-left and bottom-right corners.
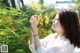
[52, 26, 55, 29]
[52, 27, 58, 32]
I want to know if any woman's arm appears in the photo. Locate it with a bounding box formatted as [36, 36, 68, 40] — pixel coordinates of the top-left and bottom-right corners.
[29, 15, 41, 50]
[30, 31, 34, 45]
[32, 28, 41, 50]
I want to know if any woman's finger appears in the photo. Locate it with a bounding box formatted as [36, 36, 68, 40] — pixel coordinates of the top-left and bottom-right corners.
[30, 16, 34, 22]
[34, 17, 37, 21]
[29, 15, 39, 25]
[34, 15, 38, 19]
[31, 16, 34, 20]
[34, 15, 39, 21]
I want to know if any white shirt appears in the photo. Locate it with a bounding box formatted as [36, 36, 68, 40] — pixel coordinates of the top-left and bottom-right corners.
[28, 33, 80, 53]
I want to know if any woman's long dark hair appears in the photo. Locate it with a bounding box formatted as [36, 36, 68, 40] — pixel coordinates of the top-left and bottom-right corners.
[58, 10, 80, 47]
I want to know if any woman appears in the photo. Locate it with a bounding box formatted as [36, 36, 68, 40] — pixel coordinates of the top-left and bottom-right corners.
[28, 10, 80, 53]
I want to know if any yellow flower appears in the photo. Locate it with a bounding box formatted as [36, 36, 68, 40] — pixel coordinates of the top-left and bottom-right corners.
[11, 28, 17, 33]
[3, 18, 8, 23]
[45, 16, 49, 24]
[0, 32, 6, 35]
[45, 16, 49, 20]
[39, 17, 44, 25]
[45, 20, 49, 24]
[41, 19, 44, 22]
[30, 2, 41, 10]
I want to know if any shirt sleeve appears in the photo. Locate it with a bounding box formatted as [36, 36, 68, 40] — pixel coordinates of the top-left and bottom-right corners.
[28, 34, 52, 53]
[28, 33, 57, 53]
[28, 40, 36, 53]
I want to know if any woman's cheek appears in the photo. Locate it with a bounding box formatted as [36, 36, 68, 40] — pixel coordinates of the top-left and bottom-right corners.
[52, 22, 61, 31]
[56, 23, 62, 31]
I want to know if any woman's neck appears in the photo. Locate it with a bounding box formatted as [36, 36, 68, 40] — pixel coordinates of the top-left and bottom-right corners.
[57, 31, 64, 37]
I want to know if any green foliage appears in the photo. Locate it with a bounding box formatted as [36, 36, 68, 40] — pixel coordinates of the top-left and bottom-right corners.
[0, 1, 56, 53]
[0, 8, 31, 53]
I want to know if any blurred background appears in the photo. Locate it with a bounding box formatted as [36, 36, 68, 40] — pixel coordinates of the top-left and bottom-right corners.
[0, 0, 80, 53]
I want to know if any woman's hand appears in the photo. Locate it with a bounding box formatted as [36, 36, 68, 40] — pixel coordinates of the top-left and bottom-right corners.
[29, 15, 39, 35]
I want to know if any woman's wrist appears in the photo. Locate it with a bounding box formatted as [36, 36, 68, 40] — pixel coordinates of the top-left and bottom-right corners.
[33, 31, 38, 35]
[33, 35, 38, 36]
[31, 27, 38, 34]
